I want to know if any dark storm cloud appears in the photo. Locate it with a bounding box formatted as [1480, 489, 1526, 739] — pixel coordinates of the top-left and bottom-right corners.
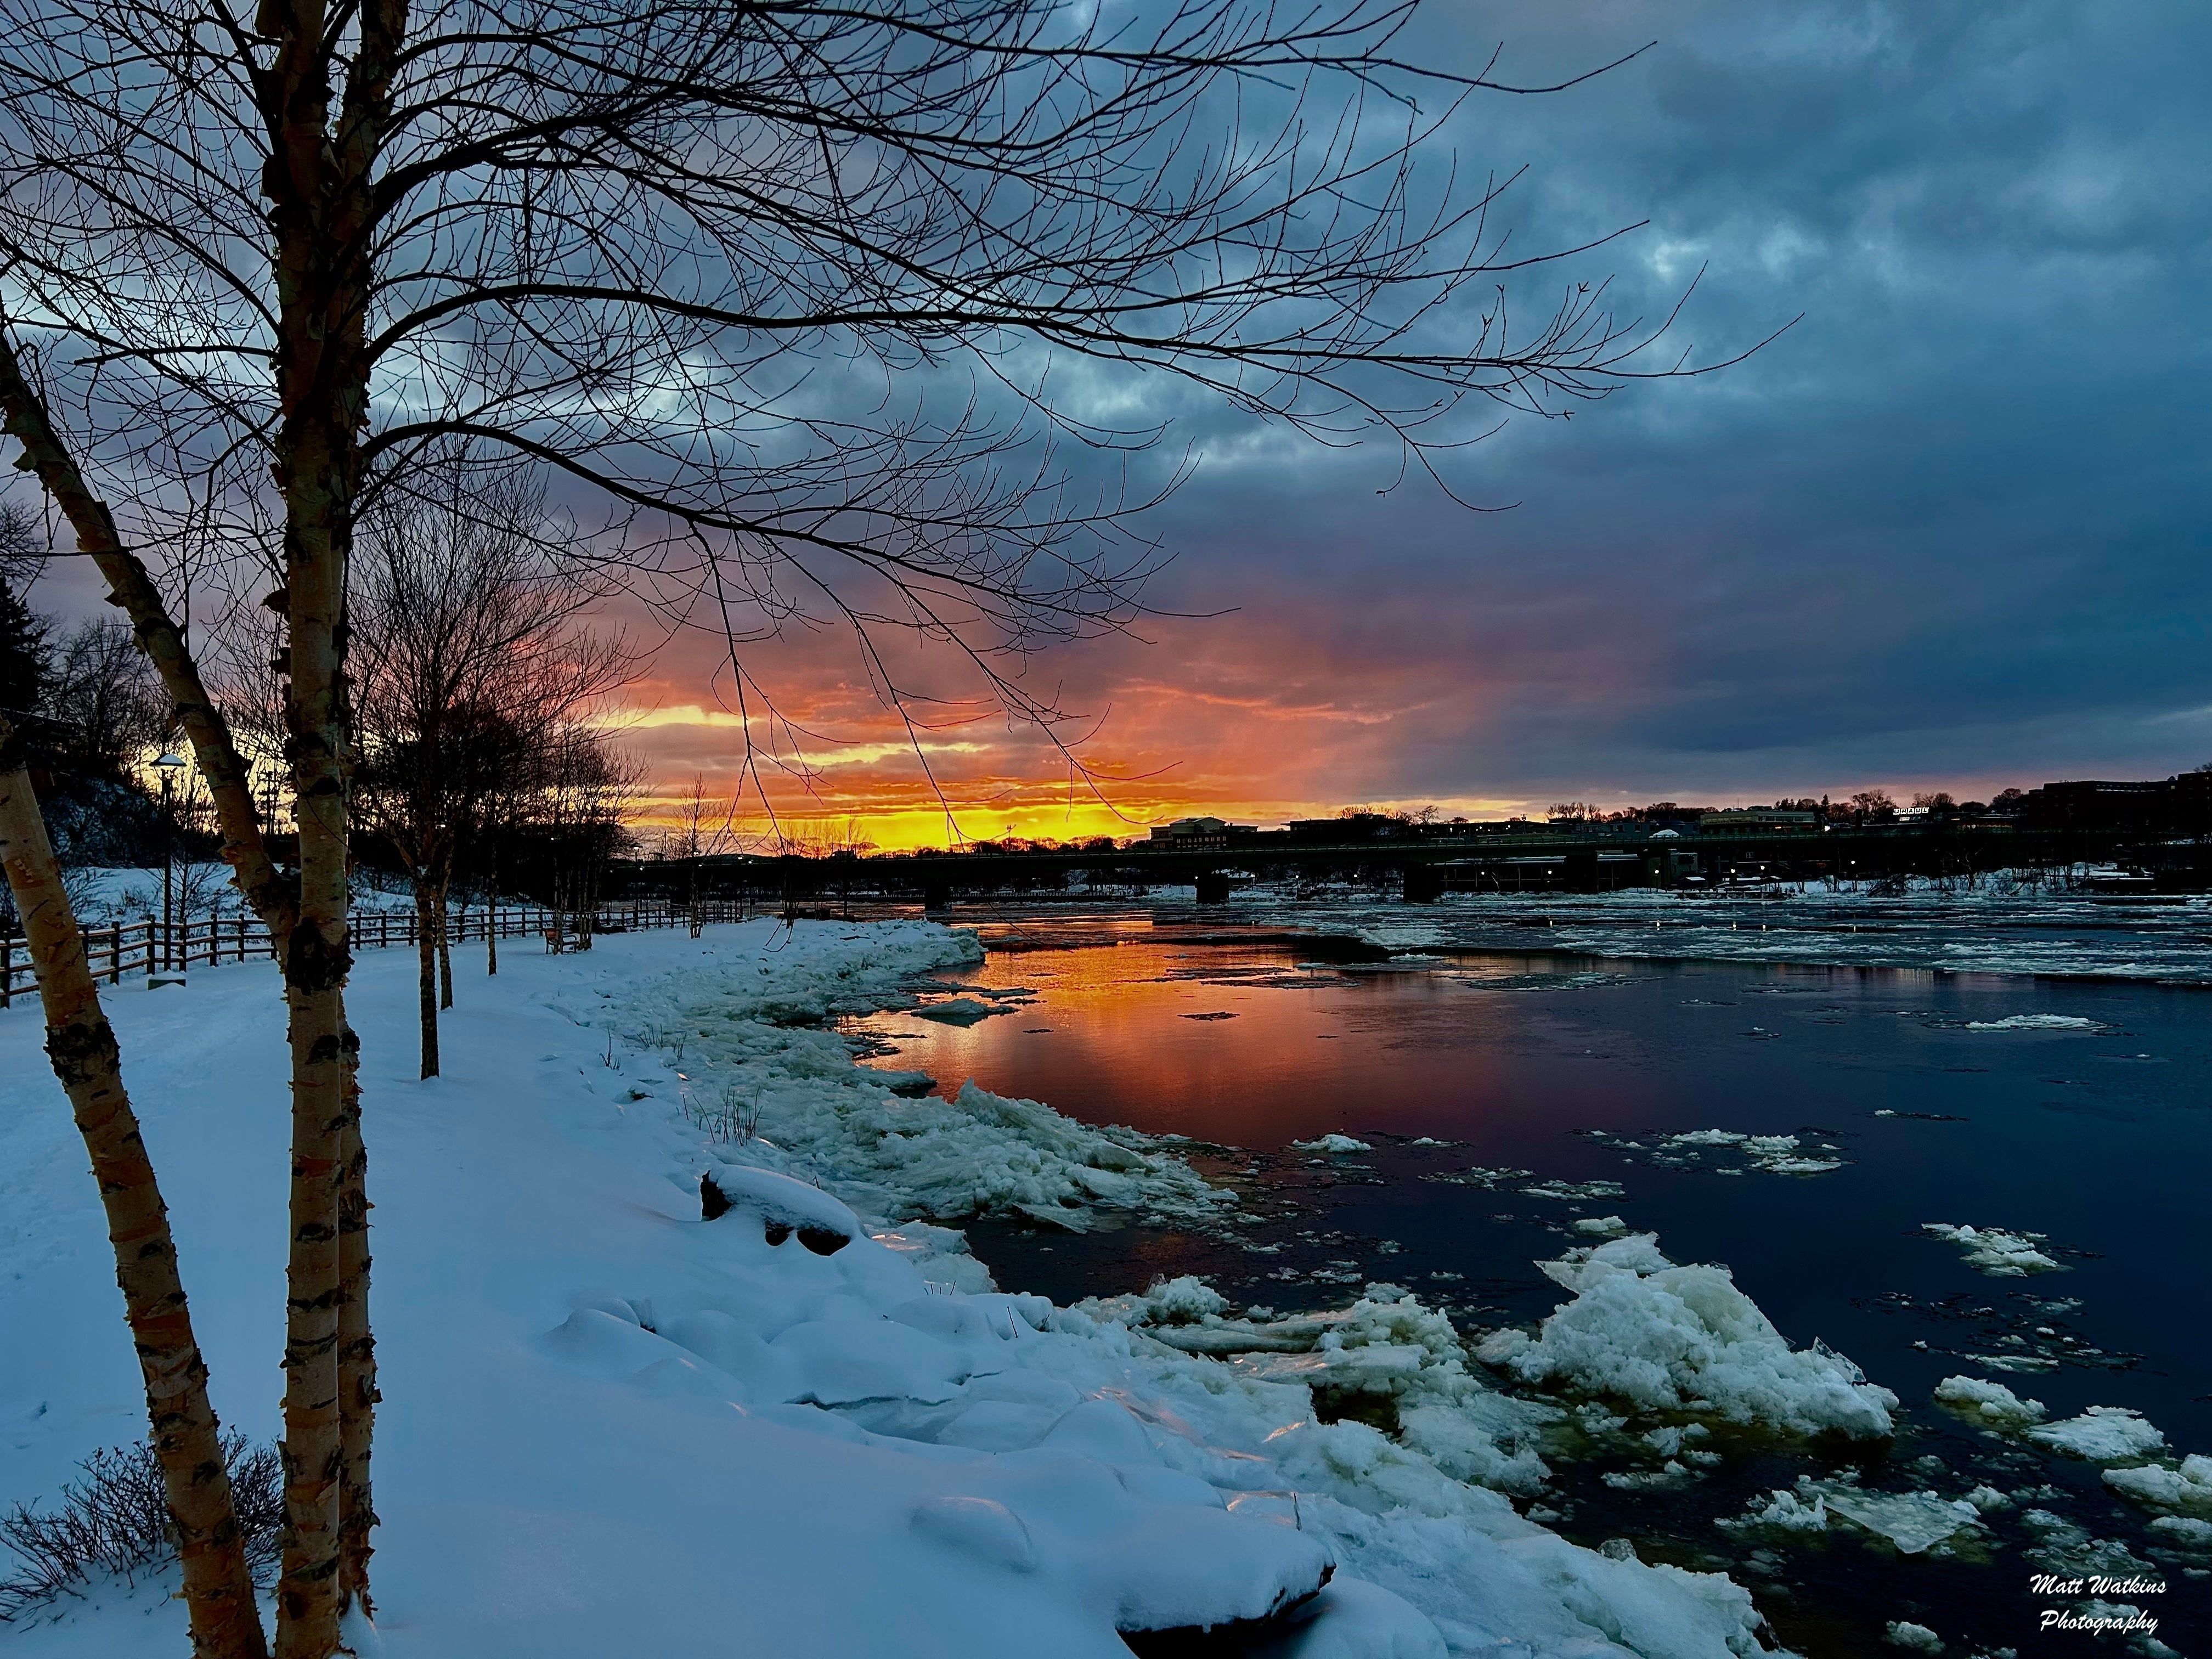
[1116, 0, 2212, 803]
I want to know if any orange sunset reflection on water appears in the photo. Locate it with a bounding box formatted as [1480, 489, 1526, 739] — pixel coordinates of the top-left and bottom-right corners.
[850, 933, 1648, 1152]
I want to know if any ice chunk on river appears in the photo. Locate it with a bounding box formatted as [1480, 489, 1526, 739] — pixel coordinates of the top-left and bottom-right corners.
[1816, 1486, 1984, 1554]
[1921, 1222, 2062, 1276]
[2027, 1406, 2167, 1461]
[1933, 1374, 2046, 1430]
[1293, 1133, 1373, 1154]
[2104, 1453, 2212, 1516]
[1475, 1233, 1897, 1437]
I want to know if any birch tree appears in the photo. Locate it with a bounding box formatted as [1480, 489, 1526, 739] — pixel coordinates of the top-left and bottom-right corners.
[0, 5, 1740, 1654]
[0, 715, 270, 1659]
[352, 451, 629, 1074]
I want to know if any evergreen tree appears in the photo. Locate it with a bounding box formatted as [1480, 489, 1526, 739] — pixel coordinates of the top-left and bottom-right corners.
[0, 577, 49, 723]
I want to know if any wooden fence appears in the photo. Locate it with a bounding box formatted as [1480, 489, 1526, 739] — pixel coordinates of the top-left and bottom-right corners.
[1, 896, 755, 1009]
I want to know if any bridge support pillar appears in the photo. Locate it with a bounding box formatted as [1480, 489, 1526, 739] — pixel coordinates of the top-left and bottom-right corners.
[1194, 870, 1231, 905]
[1402, 864, 1443, 904]
[922, 879, 951, 912]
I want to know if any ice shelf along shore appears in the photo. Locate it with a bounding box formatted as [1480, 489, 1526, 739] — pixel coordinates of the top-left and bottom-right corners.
[1, 919, 1805, 1658]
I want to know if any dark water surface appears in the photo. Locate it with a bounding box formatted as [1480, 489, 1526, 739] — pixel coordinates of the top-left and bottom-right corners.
[855, 921, 2211, 1655]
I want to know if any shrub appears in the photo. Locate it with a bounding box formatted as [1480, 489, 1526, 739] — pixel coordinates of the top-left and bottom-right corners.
[0, 1435, 282, 1620]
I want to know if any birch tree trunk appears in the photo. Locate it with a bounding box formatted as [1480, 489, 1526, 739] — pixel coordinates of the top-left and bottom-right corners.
[0, 723, 270, 1659]
[2, 317, 376, 1626]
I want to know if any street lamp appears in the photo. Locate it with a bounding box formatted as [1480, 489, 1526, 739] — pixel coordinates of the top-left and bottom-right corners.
[151, 751, 187, 985]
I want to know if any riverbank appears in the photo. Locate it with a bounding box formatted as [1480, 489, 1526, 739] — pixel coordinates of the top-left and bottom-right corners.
[1, 920, 1797, 1658]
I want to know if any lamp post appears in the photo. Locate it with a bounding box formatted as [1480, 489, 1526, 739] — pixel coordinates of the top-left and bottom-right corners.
[151, 751, 186, 985]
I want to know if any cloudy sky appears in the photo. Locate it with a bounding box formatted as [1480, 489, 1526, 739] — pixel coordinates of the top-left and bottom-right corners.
[594, 0, 2212, 845]
[22, 0, 2194, 847]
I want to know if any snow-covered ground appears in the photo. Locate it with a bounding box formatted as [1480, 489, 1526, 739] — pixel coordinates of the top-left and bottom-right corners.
[43, 864, 435, 924]
[1, 920, 1803, 1658]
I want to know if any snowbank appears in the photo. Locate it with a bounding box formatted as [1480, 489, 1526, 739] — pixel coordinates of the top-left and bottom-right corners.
[0, 921, 1794, 1658]
[599, 924, 1229, 1232]
[1474, 1234, 1897, 1438]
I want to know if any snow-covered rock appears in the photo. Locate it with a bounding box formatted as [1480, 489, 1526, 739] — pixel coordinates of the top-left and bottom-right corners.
[1474, 1233, 1897, 1438]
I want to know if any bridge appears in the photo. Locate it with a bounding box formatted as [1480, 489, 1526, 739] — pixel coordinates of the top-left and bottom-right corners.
[617, 821, 2208, 910]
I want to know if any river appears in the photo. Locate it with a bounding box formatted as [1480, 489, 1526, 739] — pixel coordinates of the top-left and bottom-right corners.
[851, 899, 2210, 1654]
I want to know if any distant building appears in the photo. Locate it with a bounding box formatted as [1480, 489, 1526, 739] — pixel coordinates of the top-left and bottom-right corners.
[1697, 808, 1819, 834]
[1149, 815, 1255, 850]
[2022, 780, 2176, 833]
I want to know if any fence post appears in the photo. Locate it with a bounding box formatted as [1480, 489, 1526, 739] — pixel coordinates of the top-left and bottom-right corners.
[2, 930, 11, 1008]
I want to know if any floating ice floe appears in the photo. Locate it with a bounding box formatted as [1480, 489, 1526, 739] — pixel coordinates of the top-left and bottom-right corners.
[1586, 1127, 1847, 1177]
[1720, 1477, 1985, 1555]
[2104, 1453, 2212, 1517]
[1521, 1178, 1628, 1201]
[2026, 1406, 2167, 1461]
[1920, 1222, 2063, 1276]
[1421, 1164, 1532, 1188]
[1717, 1485, 1830, 1533]
[1571, 1216, 1633, 1237]
[1962, 1013, 2105, 1031]
[1474, 1233, 1898, 1438]
[1885, 1620, 1943, 1651]
[1293, 1133, 1374, 1154]
[1816, 1486, 1985, 1555]
[2018, 1509, 2164, 1585]
[1932, 1374, 2047, 1430]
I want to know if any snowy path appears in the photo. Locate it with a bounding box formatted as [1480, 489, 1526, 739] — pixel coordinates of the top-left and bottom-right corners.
[1, 922, 1790, 1657]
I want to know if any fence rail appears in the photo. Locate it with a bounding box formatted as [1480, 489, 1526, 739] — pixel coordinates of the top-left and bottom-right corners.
[1, 896, 755, 1009]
